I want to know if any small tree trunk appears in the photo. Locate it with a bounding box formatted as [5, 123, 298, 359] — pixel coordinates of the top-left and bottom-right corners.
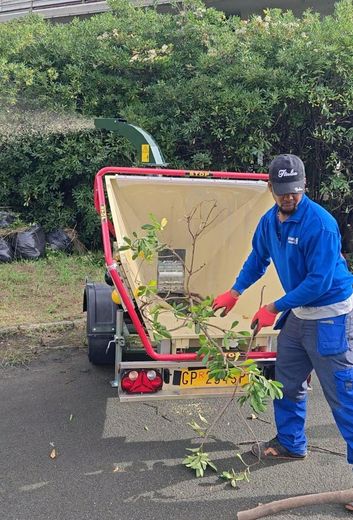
[237, 488, 353, 520]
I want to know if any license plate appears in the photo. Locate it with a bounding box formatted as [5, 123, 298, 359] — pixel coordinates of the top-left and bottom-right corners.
[178, 369, 248, 388]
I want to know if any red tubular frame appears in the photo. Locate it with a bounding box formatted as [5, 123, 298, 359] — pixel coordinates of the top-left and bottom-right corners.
[94, 166, 276, 361]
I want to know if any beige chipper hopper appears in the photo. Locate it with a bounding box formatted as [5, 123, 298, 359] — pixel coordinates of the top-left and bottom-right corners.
[87, 120, 283, 401]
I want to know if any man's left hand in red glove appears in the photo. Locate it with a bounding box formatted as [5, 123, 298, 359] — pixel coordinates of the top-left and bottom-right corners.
[251, 303, 278, 334]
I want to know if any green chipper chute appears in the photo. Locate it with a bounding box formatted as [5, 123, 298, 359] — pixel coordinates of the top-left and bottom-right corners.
[94, 117, 167, 167]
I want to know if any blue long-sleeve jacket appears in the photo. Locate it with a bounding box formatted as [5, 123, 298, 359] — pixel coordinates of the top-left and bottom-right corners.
[232, 195, 353, 312]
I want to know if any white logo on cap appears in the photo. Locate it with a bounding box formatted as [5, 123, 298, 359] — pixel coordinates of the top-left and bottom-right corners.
[278, 169, 298, 178]
[294, 187, 303, 192]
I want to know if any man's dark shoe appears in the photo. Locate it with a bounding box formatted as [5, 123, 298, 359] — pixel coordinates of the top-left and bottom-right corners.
[251, 437, 307, 460]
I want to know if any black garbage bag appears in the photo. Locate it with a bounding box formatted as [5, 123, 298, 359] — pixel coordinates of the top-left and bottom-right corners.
[46, 229, 72, 253]
[0, 237, 13, 262]
[0, 211, 16, 229]
[12, 225, 46, 260]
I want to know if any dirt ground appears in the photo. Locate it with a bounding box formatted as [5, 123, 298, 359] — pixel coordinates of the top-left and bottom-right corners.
[0, 254, 103, 367]
[0, 321, 86, 368]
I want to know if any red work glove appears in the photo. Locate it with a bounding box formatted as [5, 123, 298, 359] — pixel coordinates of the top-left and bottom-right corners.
[212, 291, 239, 317]
[251, 305, 277, 334]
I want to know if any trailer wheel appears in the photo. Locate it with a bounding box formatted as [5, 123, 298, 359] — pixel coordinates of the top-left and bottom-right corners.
[83, 282, 117, 365]
[261, 362, 276, 381]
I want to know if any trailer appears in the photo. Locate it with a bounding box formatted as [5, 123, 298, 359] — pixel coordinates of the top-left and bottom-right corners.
[84, 118, 283, 401]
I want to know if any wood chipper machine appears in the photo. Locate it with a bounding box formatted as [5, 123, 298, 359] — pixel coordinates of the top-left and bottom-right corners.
[83, 118, 283, 401]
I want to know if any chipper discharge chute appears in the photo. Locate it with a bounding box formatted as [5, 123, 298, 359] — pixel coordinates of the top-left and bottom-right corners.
[84, 120, 283, 401]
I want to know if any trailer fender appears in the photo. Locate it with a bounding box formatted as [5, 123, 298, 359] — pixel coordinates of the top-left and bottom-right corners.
[84, 282, 118, 365]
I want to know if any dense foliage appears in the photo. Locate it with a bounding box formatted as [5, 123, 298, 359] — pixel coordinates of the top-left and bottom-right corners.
[0, 130, 132, 247]
[1, 0, 353, 248]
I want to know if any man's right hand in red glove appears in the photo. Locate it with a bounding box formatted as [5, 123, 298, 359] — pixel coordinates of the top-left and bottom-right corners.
[212, 290, 239, 317]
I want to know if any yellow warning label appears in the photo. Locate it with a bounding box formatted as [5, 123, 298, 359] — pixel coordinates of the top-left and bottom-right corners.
[141, 144, 150, 163]
[188, 170, 210, 177]
[100, 204, 107, 221]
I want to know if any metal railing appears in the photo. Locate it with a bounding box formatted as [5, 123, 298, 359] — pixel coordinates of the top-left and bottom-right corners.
[0, 0, 174, 22]
[0, 0, 107, 20]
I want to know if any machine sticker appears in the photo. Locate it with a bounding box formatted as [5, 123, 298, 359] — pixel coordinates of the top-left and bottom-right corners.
[188, 170, 210, 177]
[141, 144, 150, 163]
[100, 204, 107, 221]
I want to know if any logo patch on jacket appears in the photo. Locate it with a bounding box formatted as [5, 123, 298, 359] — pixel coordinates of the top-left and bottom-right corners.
[288, 236, 299, 245]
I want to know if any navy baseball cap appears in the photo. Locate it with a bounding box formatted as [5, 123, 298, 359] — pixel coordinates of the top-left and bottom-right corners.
[269, 154, 306, 196]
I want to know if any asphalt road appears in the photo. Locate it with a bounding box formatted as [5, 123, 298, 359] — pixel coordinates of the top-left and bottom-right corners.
[1, 347, 353, 520]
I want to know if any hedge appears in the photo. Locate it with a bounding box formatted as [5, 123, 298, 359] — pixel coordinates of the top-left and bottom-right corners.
[0, 129, 132, 248]
[0, 0, 353, 248]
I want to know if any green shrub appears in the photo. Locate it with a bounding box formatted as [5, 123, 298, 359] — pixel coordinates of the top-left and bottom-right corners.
[1, 0, 353, 247]
[0, 129, 132, 248]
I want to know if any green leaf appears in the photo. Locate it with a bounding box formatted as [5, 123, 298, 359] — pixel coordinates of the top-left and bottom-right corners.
[274, 387, 283, 399]
[229, 367, 241, 377]
[141, 224, 155, 230]
[268, 386, 276, 400]
[197, 467, 204, 477]
[272, 380, 284, 388]
[207, 460, 218, 472]
[201, 353, 209, 365]
[159, 328, 172, 339]
[235, 452, 247, 466]
[198, 413, 207, 424]
[241, 359, 257, 366]
[237, 396, 247, 407]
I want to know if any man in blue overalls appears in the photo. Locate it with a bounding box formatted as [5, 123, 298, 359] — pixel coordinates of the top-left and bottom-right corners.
[213, 154, 353, 512]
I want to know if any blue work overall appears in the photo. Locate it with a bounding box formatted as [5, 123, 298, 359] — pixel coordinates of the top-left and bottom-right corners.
[274, 309, 353, 462]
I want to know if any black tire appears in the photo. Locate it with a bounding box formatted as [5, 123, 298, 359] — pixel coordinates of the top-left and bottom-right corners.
[84, 282, 117, 365]
[88, 336, 115, 365]
[261, 362, 276, 380]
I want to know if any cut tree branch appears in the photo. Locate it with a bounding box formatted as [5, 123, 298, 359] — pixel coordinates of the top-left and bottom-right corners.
[237, 489, 353, 520]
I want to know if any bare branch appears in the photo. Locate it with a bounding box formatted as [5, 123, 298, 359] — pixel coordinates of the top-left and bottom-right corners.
[237, 489, 353, 520]
[200, 385, 239, 450]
